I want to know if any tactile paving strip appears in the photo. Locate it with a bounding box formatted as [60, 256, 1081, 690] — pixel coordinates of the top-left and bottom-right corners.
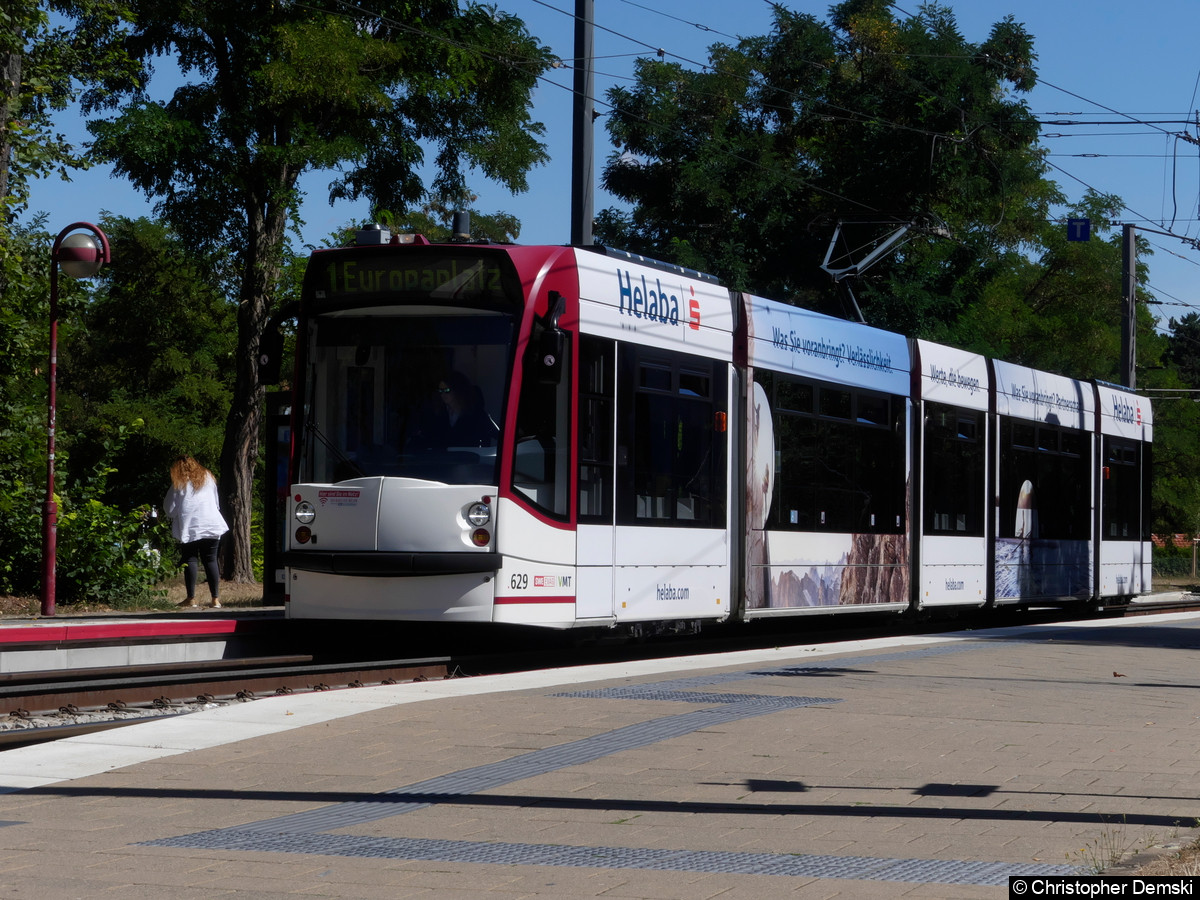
[145, 830, 1082, 885]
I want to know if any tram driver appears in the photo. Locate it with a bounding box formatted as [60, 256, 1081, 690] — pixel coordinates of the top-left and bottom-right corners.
[436, 371, 499, 448]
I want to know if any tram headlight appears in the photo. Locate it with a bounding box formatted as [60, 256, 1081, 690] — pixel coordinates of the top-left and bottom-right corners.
[466, 501, 491, 527]
[295, 501, 316, 524]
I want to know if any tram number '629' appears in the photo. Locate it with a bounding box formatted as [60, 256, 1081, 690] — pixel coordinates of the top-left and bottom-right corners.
[510, 573, 529, 591]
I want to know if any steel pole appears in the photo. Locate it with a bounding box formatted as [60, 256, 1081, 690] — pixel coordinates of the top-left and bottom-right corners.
[42, 224, 111, 617]
[570, 0, 594, 246]
[1121, 224, 1136, 389]
[42, 261, 59, 616]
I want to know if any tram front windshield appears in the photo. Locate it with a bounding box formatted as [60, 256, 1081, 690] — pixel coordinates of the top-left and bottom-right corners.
[298, 309, 515, 486]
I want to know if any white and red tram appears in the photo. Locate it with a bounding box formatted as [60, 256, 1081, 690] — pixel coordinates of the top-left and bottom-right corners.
[271, 228, 1152, 627]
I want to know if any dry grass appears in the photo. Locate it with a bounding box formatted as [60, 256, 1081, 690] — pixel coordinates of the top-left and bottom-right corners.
[157, 576, 273, 608]
[1073, 815, 1200, 877]
[0, 577, 273, 618]
[1119, 836, 1200, 877]
[1134, 843, 1200, 877]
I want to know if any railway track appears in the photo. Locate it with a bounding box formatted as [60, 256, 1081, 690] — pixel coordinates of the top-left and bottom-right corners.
[0, 654, 450, 749]
[1, 594, 1196, 749]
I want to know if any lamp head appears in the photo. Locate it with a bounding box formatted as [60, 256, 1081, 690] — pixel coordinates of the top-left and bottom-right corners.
[57, 233, 104, 278]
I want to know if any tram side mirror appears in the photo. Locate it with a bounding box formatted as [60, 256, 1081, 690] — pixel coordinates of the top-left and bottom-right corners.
[528, 290, 568, 384]
[258, 326, 286, 384]
[532, 327, 566, 383]
[258, 302, 297, 385]
[259, 328, 284, 384]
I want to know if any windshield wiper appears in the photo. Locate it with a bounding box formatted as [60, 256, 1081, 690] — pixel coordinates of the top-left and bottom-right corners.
[306, 421, 365, 479]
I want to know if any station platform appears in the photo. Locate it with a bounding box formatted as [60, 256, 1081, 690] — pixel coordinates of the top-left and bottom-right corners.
[0, 610, 1198, 898]
[0, 608, 284, 675]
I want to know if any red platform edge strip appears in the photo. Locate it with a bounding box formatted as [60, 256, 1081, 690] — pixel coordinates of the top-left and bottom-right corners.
[0, 619, 246, 644]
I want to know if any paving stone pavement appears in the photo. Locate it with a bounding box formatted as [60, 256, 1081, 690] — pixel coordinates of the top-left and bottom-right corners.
[0, 612, 1198, 899]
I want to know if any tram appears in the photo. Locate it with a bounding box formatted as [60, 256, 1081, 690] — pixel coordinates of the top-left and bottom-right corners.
[264, 225, 1152, 627]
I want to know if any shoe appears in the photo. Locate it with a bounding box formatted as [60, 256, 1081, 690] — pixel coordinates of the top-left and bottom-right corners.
[210, 599, 221, 609]
[179, 599, 198, 608]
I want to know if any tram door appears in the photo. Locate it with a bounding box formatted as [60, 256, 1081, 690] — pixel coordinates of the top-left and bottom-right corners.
[575, 336, 732, 621]
[577, 335, 732, 622]
[575, 336, 617, 619]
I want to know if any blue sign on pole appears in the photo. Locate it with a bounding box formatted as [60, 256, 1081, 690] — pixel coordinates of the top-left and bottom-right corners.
[1067, 218, 1091, 241]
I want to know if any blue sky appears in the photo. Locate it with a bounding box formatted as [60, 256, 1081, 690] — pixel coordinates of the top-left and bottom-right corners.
[23, 1, 1200, 324]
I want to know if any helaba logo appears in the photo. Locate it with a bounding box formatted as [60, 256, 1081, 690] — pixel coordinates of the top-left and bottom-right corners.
[1112, 396, 1141, 426]
[616, 269, 701, 330]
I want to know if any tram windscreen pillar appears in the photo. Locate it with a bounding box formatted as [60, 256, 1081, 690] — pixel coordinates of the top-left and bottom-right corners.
[263, 390, 292, 598]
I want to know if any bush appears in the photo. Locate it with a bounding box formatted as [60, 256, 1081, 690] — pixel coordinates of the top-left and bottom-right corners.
[56, 495, 174, 605]
[54, 430, 177, 604]
[1152, 554, 1196, 579]
[0, 459, 44, 597]
[0, 422, 175, 605]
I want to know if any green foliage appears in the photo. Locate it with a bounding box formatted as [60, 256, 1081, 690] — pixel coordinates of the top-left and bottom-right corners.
[1149, 319, 1200, 534]
[1166, 313, 1200, 386]
[937, 191, 1150, 381]
[0, 423, 174, 604]
[1, 0, 139, 219]
[0, 442, 43, 597]
[0, 215, 226, 603]
[0, 218, 53, 596]
[53, 436, 174, 605]
[85, 1, 553, 254]
[331, 200, 523, 247]
[387, 200, 523, 244]
[0, 219, 48, 416]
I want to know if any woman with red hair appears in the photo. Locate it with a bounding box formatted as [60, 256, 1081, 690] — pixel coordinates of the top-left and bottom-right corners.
[163, 456, 229, 608]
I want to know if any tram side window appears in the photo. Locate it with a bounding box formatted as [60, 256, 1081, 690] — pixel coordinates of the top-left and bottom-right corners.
[1142, 443, 1153, 541]
[511, 329, 572, 519]
[998, 419, 1091, 540]
[1102, 437, 1141, 540]
[765, 374, 906, 534]
[616, 346, 727, 527]
[578, 336, 614, 522]
[923, 403, 985, 536]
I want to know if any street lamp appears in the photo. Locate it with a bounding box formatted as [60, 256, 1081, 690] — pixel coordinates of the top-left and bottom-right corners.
[43, 223, 111, 617]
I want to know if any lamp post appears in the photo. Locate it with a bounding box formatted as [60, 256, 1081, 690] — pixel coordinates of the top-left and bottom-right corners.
[43, 223, 111, 617]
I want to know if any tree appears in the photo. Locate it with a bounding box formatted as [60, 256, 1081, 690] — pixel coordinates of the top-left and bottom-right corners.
[389, 196, 524, 244]
[1165, 313, 1200, 387]
[331, 196, 525, 247]
[938, 191, 1159, 381]
[1, 1, 137, 224]
[83, 1, 553, 580]
[1150, 314, 1200, 535]
[597, 2, 1051, 325]
[0, 218, 53, 594]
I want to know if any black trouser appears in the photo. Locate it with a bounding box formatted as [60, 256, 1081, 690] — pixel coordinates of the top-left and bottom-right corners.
[180, 538, 221, 599]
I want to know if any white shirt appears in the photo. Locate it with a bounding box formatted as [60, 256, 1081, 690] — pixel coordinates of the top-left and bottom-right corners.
[163, 473, 229, 543]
